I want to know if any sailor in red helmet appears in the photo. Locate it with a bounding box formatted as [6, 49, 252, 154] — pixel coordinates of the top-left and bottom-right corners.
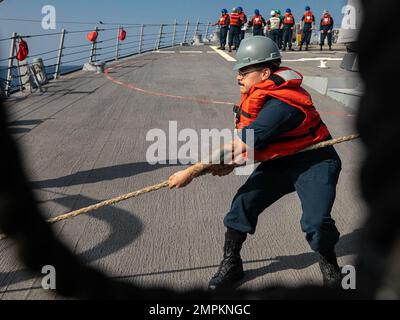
[320, 10, 334, 51]
[169, 36, 343, 291]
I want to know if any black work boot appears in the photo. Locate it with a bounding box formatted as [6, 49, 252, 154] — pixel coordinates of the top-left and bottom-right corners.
[299, 45, 302, 51]
[228, 46, 232, 52]
[208, 229, 246, 292]
[320, 45, 323, 51]
[305, 45, 309, 51]
[318, 250, 342, 289]
[221, 45, 225, 50]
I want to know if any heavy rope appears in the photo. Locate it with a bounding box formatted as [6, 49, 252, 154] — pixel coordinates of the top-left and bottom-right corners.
[0, 133, 359, 241]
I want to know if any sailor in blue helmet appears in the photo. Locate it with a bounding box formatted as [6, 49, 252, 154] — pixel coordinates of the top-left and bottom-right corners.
[248, 9, 266, 36]
[213, 8, 230, 50]
[282, 8, 295, 51]
[236, 6, 248, 44]
[300, 5, 315, 51]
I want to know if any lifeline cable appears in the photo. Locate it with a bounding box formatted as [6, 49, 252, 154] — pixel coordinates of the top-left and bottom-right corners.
[0, 133, 359, 241]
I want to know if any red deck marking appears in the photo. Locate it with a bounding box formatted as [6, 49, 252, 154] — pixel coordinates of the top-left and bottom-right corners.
[104, 62, 355, 118]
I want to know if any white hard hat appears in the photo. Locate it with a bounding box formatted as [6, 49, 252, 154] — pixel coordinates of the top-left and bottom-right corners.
[270, 10, 276, 16]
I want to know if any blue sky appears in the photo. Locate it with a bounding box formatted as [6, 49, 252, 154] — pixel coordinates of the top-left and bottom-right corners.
[1, 1, 347, 62]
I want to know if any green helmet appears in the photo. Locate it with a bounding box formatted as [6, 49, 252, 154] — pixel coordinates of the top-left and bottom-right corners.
[275, 9, 281, 15]
[233, 36, 282, 71]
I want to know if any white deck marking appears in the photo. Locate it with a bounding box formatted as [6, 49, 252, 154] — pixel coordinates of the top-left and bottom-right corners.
[180, 51, 203, 53]
[210, 45, 237, 62]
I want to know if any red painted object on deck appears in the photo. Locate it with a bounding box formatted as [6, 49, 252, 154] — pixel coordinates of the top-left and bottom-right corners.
[86, 31, 98, 42]
[119, 28, 127, 41]
[16, 39, 29, 61]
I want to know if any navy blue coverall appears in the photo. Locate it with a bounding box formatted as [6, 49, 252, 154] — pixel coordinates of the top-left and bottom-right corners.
[282, 18, 295, 50]
[229, 26, 241, 49]
[300, 14, 315, 47]
[224, 98, 341, 253]
[320, 17, 334, 48]
[219, 16, 230, 48]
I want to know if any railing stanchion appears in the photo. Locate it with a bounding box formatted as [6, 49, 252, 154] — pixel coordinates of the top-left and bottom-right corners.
[5, 32, 17, 96]
[155, 24, 164, 50]
[139, 24, 144, 54]
[172, 19, 177, 47]
[205, 22, 211, 40]
[183, 19, 189, 44]
[115, 25, 121, 61]
[54, 28, 66, 80]
[89, 27, 99, 63]
[194, 18, 200, 38]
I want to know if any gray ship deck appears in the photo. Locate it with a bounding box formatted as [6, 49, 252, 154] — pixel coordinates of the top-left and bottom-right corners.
[0, 44, 364, 299]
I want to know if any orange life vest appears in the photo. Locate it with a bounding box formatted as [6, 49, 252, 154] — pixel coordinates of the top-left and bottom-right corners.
[321, 14, 333, 26]
[303, 11, 314, 24]
[234, 67, 330, 161]
[283, 13, 295, 25]
[239, 12, 247, 24]
[252, 15, 263, 26]
[219, 14, 229, 26]
[230, 13, 241, 26]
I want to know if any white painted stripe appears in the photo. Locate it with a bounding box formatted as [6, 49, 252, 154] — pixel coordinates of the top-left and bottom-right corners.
[207, 51, 217, 53]
[156, 51, 176, 53]
[180, 51, 203, 53]
[282, 58, 343, 62]
[210, 45, 237, 62]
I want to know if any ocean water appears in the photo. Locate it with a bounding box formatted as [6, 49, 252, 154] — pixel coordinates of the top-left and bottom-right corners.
[0, 64, 82, 92]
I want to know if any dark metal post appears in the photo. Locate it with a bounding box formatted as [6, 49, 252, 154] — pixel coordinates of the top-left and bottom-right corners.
[5, 32, 17, 96]
[54, 28, 66, 79]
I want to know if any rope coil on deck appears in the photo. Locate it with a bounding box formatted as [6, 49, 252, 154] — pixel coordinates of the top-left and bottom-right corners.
[0, 134, 359, 241]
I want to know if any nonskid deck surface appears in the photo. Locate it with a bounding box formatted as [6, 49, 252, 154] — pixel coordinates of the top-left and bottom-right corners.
[0, 45, 363, 299]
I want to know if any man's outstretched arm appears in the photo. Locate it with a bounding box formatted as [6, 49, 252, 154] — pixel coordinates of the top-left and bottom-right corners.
[168, 138, 248, 189]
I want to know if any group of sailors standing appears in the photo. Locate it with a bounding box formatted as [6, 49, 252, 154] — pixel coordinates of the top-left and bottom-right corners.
[214, 6, 334, 52]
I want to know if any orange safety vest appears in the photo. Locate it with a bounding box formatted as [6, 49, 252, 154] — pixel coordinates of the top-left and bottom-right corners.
[239, 12, 247, 24]
[283, 13, 295, 25]
[303, 11, 314, 23]
[321, 14, 333, 26]
[234, 67, 330, 161]
[230, 13, 241, 26]
[252, 15, 264, 26]
[219, 14, 229, 26]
